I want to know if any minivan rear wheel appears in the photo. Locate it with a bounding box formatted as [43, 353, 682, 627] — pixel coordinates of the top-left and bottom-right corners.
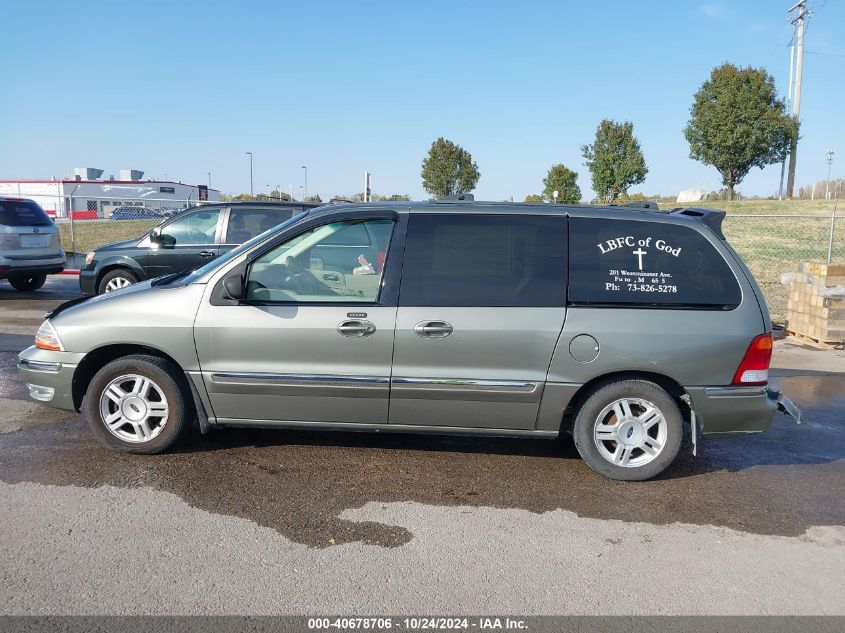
[99, 269, 138, 294]
[572, 379, 682, 481]
[8, 274, 47, 291]
[84, 355, 191, 454]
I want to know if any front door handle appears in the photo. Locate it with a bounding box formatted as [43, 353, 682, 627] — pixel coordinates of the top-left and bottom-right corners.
[414, 320, 453, 338]
[337, 319, 376, 337]
[198, 250, 216, 258]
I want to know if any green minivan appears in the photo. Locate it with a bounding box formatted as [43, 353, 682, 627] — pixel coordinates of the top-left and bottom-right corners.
[19, 199, 800, 480]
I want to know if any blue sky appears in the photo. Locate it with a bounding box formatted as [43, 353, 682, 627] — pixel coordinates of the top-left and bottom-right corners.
[1, 0, 843, 200]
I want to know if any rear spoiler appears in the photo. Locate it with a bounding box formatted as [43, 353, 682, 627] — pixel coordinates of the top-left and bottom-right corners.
[669, 207, 727, 239]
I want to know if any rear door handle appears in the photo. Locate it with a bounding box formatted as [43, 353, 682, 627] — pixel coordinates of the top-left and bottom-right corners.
[198, 250, 216, 258]
[337, 320, 376, 337]
[414, 320, 453, 338]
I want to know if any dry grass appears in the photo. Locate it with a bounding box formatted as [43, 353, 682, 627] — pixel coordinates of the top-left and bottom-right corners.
[56, 200, 844, 323]
[57, 219, 160, 255]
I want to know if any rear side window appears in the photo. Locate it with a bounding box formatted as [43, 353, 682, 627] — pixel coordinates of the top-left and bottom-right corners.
[0, 200, 52, 227]
[400, 214, 567, 307]
[568, 217, 741, 308]
[226, 208, 293, 243]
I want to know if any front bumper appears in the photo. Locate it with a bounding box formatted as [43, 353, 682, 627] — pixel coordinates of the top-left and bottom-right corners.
[687, 385, 801, 437]
[79, 268, 97, 295]
[16, 346, 85, 412]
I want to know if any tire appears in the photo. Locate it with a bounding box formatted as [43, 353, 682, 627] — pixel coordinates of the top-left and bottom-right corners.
[98, 268, 138, 294]
[9, 274, 47, 291]
[572, 379, 683, 481]
[83, 354, 192, 454]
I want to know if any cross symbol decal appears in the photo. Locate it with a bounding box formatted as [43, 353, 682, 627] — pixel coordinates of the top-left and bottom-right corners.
[633, 248, 647, 271]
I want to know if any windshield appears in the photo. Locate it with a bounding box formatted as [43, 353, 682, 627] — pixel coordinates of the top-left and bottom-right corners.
[176, 211, 310, 285]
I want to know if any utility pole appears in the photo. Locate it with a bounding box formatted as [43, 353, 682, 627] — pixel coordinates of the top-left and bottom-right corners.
[778, 44, 795, 200]
[301, 166, 307, 201]
[826, 150, 835, 199]
[245, 152, 254, 196]
[785, 0, 808, 199]
[364, 171, 371, 202]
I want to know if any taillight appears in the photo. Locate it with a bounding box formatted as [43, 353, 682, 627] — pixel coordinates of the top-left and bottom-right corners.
[732, 333, 773, 385]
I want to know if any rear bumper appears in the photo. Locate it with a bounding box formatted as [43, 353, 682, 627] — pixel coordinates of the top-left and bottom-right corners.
[16, 346, 84, 412]
[687, 385, 800, 437]
[0, 256, 65, 279]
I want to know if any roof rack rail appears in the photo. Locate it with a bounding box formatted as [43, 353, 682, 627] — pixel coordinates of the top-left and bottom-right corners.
[613, 200, 660, 210]
[670, 206, 727, 239]
[435, 194, 474, 203]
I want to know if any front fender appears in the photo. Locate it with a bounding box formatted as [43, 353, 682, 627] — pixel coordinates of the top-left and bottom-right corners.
[93, 255, 148, 282]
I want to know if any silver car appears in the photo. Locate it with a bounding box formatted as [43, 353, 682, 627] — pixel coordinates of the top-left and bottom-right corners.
[17, 200, 800, 480]
[1, 197, 65, 291]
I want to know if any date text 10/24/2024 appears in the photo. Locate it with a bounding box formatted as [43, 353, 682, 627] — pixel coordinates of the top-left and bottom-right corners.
[307, 617, 528, 630]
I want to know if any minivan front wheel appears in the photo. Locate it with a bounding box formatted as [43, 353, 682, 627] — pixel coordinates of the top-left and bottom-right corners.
[98, 269, 138, 294]
[572, 380, 682, 481]
[8, 274, 47, 291]
[84, 355, 190, 454]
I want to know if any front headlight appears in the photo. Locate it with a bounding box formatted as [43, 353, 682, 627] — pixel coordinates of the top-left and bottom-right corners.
[85, 251, 96, 265]
[35, 321, 64, 351]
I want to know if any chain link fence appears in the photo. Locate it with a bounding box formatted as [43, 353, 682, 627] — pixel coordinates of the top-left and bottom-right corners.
[25, 194, 214, 268]
[723, 213, 844, 320]
[14, 193, 845, 322]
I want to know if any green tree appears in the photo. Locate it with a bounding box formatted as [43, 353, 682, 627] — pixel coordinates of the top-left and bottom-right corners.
[684, 63, 797, 200]
[269, 190, 292, 201]
[581, 120, 648, 203]
[421, 137, 480, 197]
[542, 164, 582, 203]
[523, 194, 544, 203]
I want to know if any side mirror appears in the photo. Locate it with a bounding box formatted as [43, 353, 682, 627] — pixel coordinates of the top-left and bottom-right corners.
[151, 228, 175, 248]
[222, 273, 245, 301]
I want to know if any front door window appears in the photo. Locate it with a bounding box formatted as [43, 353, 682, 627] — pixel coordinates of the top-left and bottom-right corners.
[246, 219, 394, 303]
[161, 210, 221, 245]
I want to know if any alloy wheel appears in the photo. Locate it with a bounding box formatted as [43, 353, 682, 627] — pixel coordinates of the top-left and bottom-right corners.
[592, 397, 668, 468]
[104, 276, 133, 292]
[98, 374, 169, 443]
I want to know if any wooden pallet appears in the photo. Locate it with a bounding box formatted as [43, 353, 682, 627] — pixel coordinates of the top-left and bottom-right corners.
[784, 330, 844, 350]
[784, 262, 845, 346]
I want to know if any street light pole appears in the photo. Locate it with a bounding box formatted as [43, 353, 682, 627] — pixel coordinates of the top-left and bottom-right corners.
[301, 166, 307, 201]
[246, 152, 254, 197]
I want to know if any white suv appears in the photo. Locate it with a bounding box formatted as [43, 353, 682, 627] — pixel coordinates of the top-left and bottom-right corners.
[0, 197, 65, 291]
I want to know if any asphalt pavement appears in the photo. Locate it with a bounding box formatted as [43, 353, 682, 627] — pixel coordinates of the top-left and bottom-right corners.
[0, 276, 843, 615]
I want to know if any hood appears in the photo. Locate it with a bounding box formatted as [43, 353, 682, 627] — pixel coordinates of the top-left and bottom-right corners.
[47, 279, 155, 320]
[95, 236, 145, 252]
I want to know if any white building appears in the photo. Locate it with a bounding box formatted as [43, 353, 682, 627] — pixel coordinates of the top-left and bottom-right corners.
[0, 168, 220, 219]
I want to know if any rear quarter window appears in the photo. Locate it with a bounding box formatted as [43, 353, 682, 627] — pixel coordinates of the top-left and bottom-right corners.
[568, 217, 741, 308]
[0, 200, 53, 227]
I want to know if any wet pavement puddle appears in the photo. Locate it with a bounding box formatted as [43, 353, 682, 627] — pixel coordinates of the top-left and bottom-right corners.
[0, 356, 843, 548]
